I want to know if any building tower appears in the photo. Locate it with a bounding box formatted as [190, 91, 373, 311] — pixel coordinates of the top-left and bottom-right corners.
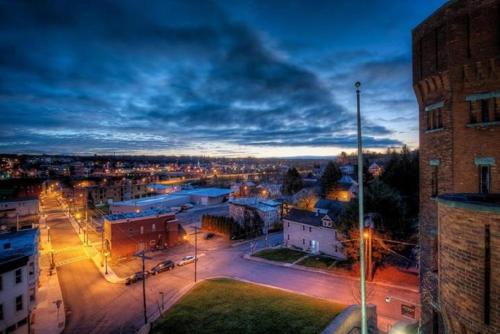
[413, 0, 500, 332]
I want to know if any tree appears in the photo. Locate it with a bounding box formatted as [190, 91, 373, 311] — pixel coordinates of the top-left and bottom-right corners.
[295, 188, 319, 211]
[338, 180, 408, 238]
[282, 168, 303, 195]
[320, 161, 341, 196]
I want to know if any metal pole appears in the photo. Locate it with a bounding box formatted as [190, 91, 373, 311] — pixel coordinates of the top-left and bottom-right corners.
[355, 81, 367, 334]
[194, 226, 198, 283]
[142, 252, 147, 325]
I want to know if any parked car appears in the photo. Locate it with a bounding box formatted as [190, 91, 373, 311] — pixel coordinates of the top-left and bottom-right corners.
[181, 203, 194, 210]
[150, 260, 175, 275]
[176, 255, 197, 266]
[125, 271, 150, 285]
[204, 233, 215, 240]
[171, 206, 182, 213]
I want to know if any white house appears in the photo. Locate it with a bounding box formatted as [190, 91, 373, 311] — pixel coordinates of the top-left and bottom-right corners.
[283, 208, 345, 259]
[0, 229, 39, 334]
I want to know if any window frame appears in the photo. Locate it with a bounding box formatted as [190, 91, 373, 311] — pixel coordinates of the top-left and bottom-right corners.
[16, 295, 23, 312]
[479, 165, 491, 194]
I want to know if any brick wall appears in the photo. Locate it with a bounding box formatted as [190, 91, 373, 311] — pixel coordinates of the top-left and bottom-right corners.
[438, 201, 500, 333]
[413, 0, 500, 331]
[104, 214, 179, 259]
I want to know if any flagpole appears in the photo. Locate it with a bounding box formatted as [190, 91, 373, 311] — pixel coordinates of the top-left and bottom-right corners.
[355, 81, 367, 334]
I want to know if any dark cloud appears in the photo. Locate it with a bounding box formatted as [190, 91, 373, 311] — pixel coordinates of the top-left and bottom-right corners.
[0, 0, 409, 155]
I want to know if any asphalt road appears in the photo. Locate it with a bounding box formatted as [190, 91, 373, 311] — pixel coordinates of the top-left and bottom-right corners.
[41, 193, 418, 334]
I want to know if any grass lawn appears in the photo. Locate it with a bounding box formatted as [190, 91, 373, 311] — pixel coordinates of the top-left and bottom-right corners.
[297, 255, 337, 269]
[253, 248, 306, 263]
[153, 278, 344, 334]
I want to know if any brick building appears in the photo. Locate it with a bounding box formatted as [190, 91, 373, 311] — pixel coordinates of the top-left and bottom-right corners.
[103, 209, 182, 259]
[413, 1, 500, 332]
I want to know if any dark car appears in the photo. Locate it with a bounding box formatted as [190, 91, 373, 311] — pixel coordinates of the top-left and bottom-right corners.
[204, 233, 215, 240]
[150, 260, 175, 275]
[125, 271, 150, 285]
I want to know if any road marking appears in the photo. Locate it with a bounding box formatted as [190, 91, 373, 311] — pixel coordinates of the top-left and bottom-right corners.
[55, 255, 89, 267]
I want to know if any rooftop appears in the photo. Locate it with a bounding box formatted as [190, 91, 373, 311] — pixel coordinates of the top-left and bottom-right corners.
[105, 208, 174, 222]
[438, 193, 500, 213]
[284, 208, 327, 227]
[112, 187, 232, 206]
[0, 228, 39, 259]
[229, 197, 280, 212]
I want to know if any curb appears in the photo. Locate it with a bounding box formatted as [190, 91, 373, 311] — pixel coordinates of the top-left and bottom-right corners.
[231, 232, 282, 248]
[244, 254, 419, 293]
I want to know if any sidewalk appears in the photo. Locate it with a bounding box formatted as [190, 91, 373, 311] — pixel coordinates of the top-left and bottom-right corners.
[66, 213, 124, 283]
[244, 253, 419, 293]
[31, 225, 65, 334]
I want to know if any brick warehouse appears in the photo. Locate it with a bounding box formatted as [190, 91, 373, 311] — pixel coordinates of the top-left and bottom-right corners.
[103, 209, 182, 259]
[412, 0, 500, 333]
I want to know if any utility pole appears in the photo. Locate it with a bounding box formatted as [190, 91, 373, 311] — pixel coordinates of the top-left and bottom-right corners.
[135, 250, 152, 325]
[355, 81, 367, 334]
[194, 226, 199, 283]
[142, 252, 147, 325]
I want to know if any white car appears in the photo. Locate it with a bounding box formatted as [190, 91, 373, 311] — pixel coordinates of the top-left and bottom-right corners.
[176, 255, 197, 266]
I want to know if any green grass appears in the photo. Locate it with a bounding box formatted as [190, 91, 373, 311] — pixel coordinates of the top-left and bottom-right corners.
[297, 255, 337, 269]
[153, 278, 344, 334]
[253, 248, 306, 263]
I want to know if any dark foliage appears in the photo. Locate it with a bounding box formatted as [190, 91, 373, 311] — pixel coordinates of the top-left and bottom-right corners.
[282, 167, 303, 195]
[320, 161, 341, 196]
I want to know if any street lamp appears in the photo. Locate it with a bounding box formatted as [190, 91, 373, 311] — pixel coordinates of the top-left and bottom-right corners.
[104, 251, 110, 275]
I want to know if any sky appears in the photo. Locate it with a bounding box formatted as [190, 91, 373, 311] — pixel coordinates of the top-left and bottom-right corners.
[0, 0, 447, 157]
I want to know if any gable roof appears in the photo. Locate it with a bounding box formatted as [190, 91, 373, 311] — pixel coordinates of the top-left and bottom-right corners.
[315, 199, 344, 217]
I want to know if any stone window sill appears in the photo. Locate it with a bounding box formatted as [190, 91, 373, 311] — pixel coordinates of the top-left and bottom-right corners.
[466, 121, 500, 128]
[424, 128, 444, 134]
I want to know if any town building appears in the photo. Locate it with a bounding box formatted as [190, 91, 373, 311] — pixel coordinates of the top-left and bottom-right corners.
[367, 162, 383, 178]
[0, 229, 39, 334]
[413, 1, 500, 332]
[327, 175, 358, 202]
[283, 208, 344, 258]
[76, 180, 150, 206]
[110, 188, 232, 214]
[103, 209, 182, 259]
[229, 198, 281, 232]
[0, 198, 40, 231]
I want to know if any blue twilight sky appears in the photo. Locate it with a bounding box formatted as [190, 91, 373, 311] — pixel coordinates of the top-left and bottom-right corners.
[0, 0, 446, 157]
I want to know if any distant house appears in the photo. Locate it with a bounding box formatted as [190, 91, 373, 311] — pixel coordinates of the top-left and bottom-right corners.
[283, 208, 345, 258]
[339, 164, 355, 176]
[314, 199, 344, 215]
[368, 162, 383, 178]
[229, 197, 281, 233]
[327, 175, 358, 202]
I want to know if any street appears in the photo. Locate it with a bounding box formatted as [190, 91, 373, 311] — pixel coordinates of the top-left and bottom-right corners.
[40, 193, 418, 334]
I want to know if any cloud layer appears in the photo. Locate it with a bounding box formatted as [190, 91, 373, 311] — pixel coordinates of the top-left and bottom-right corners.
[0, 0, 444, 156]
